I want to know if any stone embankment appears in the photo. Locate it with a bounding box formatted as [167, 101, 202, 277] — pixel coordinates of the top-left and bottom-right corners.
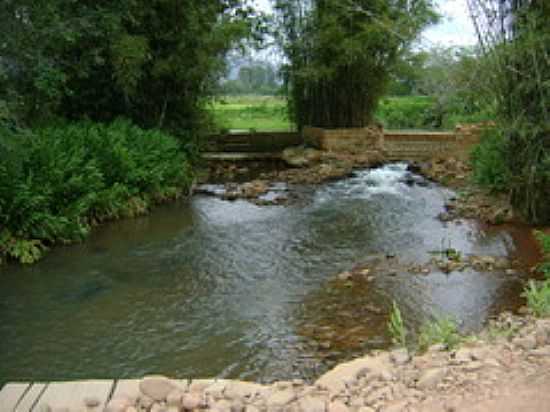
[35, 315, 548, 412]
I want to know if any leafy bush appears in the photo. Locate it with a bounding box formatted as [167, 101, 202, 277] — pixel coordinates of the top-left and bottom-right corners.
[375, 97, 434, 129]
[471, 128, 511, 192]
[418, 317, 462, 351]
[0, 120, 192, 264]
[522, 280, 550, 318]
[388, 301, 408, 347]
[535, 231, 550, 278]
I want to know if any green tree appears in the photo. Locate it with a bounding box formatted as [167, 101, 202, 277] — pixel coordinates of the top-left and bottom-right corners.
[0, 0, 257, 134]
[468, 0, 550, 223]
[274, 0, 438, 129]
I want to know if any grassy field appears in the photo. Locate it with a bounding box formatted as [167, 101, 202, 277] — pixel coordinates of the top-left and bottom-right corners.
[209, 95, 484, 132]
[210, 95, 293, 132]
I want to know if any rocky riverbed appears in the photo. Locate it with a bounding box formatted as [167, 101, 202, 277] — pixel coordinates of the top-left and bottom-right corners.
[41, 314, 550, 412]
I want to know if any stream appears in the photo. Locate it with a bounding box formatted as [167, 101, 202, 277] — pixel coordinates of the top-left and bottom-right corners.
[0, 163, 536, 385]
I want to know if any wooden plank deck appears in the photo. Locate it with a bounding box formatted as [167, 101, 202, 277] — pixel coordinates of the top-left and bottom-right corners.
[0, 380, 115, 412]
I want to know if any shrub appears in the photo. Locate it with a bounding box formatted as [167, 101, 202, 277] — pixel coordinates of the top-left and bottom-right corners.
[0, 119, 192, 264]
[418, 317, 462, 351]
[522, 280, 550, 318]
[534, 230, 550, 278]
[471, 128, 511, 192]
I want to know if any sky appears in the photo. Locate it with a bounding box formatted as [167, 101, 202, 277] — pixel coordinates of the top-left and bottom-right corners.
[253, 0, 478, 47]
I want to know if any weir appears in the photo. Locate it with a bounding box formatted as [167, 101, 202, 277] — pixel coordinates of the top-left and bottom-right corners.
[204, 125, 483, 162]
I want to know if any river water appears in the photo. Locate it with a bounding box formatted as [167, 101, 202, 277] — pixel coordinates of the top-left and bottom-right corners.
[0, 164, 535, 385]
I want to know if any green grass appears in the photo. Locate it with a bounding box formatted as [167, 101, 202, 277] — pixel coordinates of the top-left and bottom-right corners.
[388, 301, 408, 347]
[210, 95, 293, 132]
[209, 95, 492, 132]
[418, 317, 462, 351]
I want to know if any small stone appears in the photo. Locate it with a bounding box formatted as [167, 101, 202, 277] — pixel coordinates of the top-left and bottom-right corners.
[513, 336, 537, 350]
[530, 347, 550, 357]
[140, 376, 177, 401]
[231, 401, 245, 412]
[338, 271, 353, 281]
[536, 324, 550, 347]
[390, 348, 410, 365]
[298, 396, 326, 412]
[151, 403, 167, 412]
[266, 390, 296, 408]
[138, 395, 155, 409]
[380, 400, 409, 412]
[84, 396, 101, 408]
[212, 399, 232, 412]
[182, 393, 203, 410]
[328, 400, 349, 412]
[166, 389, 184, 407]
[126, 407, 138, 412]
[417, 368, 446, 389]
[427, 344, 446, 353]
[365, 387, 392, 405]
[358, 408, 375, 412]
[463, 361, 484, 372]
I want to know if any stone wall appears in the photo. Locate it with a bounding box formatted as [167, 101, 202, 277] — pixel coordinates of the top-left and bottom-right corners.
[304, 125, 483, 161]
[303, 126, 384, 154]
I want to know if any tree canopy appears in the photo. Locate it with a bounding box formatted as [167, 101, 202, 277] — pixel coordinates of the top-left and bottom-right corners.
[273, 0, 438, 129]
[0, 0, 259, 133]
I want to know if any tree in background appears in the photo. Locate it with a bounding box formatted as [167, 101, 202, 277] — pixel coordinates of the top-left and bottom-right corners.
[274, 0, 438, 129]
[0, 0, 258, 134]
[220, 59, 281, 95]
[468, 0, 550, 223]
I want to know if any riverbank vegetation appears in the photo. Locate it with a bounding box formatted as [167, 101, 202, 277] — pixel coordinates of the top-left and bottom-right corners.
[466, 1, 550, 224]
[0, 121, 191, 264]
[0, 0, 259, 264]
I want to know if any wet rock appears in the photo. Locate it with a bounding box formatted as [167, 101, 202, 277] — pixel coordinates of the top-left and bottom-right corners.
[282, 147, 322, 168]
[416, 368, 446, 389]
[337, 271, 353, 281]
[140, 376, 176, 401]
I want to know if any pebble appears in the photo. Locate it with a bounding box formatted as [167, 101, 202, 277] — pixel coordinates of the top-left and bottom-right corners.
[328, 400, 349, 412]
[416, 368, 446, 390]
[182, 393, 203, 410]
[83, 396, 101, 408]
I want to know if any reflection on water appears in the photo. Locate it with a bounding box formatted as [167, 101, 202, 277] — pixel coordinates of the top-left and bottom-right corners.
[0, 164, 534, 384]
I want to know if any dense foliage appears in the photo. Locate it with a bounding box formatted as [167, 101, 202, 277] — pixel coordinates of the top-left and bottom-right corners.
[468, 0, 550, 223]
[0, 121, 191, 264]
[0, 0, 256, 133]
[274, 0, 438, 129]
